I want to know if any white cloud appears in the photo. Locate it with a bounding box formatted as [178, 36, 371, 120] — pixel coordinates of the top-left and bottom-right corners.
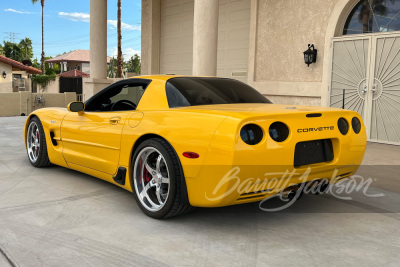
[58, 12, 90, 22]
[108, 47, 118, 58]
[125, 48, 141, 58]
[107, 20, 141, 31]
[4, 8, 31, 14]
[108, 47, 141, 59]
[58, 12, 140, 31]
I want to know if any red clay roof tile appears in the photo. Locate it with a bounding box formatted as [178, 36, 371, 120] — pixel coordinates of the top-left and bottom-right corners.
[58, 69, 90, 78]
[0, 55, 42, 74]
[46, 49, 111, 64]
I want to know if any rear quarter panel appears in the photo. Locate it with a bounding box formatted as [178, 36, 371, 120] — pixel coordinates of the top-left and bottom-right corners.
[119, 110, 229, 192]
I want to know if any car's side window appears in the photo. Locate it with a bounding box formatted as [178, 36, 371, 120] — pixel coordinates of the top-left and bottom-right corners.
[109, 85, 145, 107]
[85, 80, 150, 112]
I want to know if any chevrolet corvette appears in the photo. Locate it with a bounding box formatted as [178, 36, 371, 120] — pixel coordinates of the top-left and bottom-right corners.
[24, 76, 367, 218]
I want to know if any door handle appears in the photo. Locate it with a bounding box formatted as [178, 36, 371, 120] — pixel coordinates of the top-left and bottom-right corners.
[109, 117, 121, 125]
[362, 85, 367, 94]
[371, 84, 376, 93]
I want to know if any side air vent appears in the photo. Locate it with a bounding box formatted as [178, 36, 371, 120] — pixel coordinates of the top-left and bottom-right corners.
[50, 131, 57, 146]
[306, 113, 322, 118]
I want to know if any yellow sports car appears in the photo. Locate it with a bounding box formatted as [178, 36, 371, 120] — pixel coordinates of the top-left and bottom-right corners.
[24, 75, 367, 218]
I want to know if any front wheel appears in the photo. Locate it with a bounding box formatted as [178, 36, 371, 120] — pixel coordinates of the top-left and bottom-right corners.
[132, 138, 194, 218]
[26, 117, 52, 167]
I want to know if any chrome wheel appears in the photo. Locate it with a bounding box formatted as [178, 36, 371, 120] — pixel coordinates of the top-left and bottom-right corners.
[133, 147, 170, 212]
[27, 121, 40, 163]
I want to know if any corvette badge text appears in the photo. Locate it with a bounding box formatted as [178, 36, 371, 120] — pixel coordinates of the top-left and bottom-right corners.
[297, 126, 334, 133]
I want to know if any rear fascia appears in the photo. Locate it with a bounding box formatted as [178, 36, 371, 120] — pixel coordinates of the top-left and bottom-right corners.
[185, 110, 367, 207]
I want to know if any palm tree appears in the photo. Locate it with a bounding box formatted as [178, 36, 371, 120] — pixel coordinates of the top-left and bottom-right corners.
[117, 0, 123, 78]
[358, 0, 391, 33]
[31, 0, 45, 74]
[19, 37, 33, 60]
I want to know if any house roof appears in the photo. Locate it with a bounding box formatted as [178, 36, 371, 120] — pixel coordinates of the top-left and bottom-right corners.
[46, 49, 111, 64]
[58, 69, 90, 78]
[0, 55, 42, 74]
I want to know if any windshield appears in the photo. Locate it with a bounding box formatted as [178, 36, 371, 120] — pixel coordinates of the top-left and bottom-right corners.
[166, 77, 272, 108]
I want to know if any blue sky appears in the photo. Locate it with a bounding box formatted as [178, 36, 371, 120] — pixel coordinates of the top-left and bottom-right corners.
[0, 0, 141, 60]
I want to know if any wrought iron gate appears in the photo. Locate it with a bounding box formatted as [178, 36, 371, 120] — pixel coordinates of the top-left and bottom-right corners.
[59, 77, 83, 95]
[330, 33, 400, 145]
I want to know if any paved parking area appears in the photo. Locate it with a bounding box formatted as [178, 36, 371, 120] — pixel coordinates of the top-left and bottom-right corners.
[0, 116, 399, 267]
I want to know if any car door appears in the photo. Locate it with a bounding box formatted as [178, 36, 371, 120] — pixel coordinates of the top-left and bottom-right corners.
[61, 79, 149, 175]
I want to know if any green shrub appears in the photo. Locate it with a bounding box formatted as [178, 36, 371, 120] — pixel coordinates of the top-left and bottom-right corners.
[31, 74, 56, 92]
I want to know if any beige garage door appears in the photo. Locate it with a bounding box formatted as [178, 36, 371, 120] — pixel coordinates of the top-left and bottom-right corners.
[160, 0, 251, 82]
[217, 0, 250, 82]
[160, 0, 194, 75]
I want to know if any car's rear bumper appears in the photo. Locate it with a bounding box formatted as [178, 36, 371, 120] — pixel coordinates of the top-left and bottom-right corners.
[184, 111, 367, 207]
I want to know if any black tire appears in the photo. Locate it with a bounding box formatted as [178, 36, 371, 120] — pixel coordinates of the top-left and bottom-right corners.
[131, 138, 194, 219]
[26, 117, 52, 168]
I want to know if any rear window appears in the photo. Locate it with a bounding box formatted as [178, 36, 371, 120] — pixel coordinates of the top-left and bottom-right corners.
[166, 77, 271, 108]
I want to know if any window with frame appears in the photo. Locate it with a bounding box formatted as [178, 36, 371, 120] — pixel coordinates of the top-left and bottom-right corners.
[344, 0, 400, 35]
[85, 81, 149, 112]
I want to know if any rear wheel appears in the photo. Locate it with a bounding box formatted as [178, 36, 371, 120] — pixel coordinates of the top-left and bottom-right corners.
[132, 138, 194, 218]
[26, 117, 52, 167]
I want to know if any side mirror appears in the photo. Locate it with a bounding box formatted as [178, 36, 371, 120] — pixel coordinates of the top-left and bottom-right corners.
[67, 101, 85, 115]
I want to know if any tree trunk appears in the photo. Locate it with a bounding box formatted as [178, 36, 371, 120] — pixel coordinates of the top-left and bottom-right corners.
[41, 4, 45, 74]
[117, 0, 123, 78]
[369, 0, 375, 33]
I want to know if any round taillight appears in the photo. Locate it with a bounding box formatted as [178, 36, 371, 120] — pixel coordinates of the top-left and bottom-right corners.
[337, 118, 349, 135]
[240, 124, 263, 145]
[352, 117, 361, 134]
[269, 122, 289, 142]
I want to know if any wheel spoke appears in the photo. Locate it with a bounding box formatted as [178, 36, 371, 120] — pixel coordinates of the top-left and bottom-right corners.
[155, 155, 162, 173]
[144, 161, 156, 174]
[156, 187, 163, 204]
[161, 177, 169, 184]
[139, 182, 152, 199]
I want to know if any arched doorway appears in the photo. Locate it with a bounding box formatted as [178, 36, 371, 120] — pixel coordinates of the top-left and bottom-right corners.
[329, 0, 400, 145]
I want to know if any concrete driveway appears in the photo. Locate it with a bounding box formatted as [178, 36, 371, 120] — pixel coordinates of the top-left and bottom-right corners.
[0, 116, 399, 267]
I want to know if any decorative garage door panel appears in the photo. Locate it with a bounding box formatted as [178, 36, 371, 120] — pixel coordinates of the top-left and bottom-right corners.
[217, 0, 251, 82]
[160, 0, 194, 75]
[330, 34, 400, 145]
[159, 0, 251, 82]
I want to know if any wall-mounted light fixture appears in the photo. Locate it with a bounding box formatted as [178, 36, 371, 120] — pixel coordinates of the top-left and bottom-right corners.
[303, 44, 317, 67]
[2, 71, 6, 79]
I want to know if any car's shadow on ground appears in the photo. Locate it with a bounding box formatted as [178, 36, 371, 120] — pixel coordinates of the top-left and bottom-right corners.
[41, 162, 399, 226]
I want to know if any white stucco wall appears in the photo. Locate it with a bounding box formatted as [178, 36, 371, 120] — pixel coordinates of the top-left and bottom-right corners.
[0, 62, 13, 93]
[82, 63, 90, 74]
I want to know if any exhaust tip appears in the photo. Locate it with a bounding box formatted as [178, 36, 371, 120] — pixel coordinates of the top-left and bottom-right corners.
[280, 189, 298, 201]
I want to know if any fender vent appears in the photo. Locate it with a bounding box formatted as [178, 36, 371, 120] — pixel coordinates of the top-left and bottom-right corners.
[50, 132, 58, 146]
[306, 113, 322, 118]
